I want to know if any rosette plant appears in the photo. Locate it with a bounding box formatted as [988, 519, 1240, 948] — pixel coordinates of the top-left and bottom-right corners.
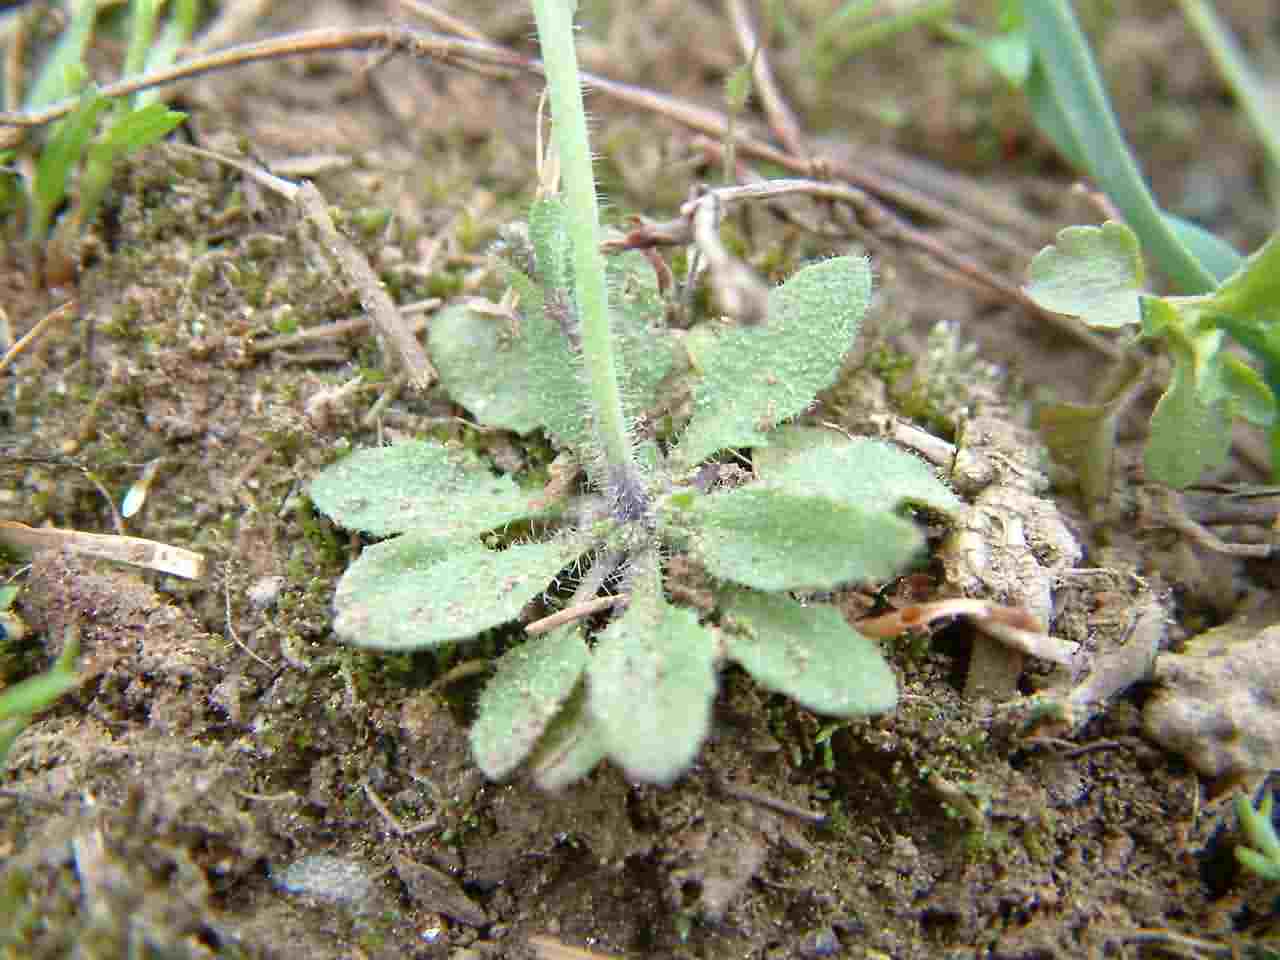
[310, 0, 960, 787]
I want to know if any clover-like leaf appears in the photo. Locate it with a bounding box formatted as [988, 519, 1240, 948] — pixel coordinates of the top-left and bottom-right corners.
[722, 590, 896, 716]
[311, 440, 541, 538]
[674, 487, 922, 591]
[587, 558, 718, 784]
[332, 532, 585, 649]
[672, 255, 872, 471]
[1025, 221, 1144, 329]
[470, 625, 589, 780]
[757, 434, 962, 518]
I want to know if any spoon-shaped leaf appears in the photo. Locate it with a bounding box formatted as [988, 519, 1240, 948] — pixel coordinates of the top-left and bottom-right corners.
[332, 532, 585, 649]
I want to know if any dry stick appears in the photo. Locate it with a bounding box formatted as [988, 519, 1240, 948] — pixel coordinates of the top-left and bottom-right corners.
[395, 0, 492, 43]
[0, 301, 77, 373]
[0, 27, 528, 128]
[0, 520, 206, 579]
[695, 144, 1124, 361]
[298, 182, 436, 391]
[361, 777, 439, 836]
[249, 310, 435, 355]
[725, 0, 805, 159]
[525, 595, 625, 636]
[614, 177, 1122, 360]
[712, 776, 829, 826]
[689, 190, 771, 325]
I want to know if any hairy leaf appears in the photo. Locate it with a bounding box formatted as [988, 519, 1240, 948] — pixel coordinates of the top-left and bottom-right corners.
[758, 436, 962, 517]
[429, 303, 547, 435]
[1025, 221, 1144, 329]
[528, 683, 609, 790]
[587, 560, 718, 784]
[332, 533, 583, 649]
[432, 200, 673, 448]
[672, 256, 871, 471]
[471, 626, 589, 780]
[679, 487, 922, 591]
[722, 590, 896, 716]
[310, 440, 540, 538]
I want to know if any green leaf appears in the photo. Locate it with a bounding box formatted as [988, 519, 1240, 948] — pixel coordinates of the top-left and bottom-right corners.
[29, 85, 109, 242]
[1236, 845, 1280, 882]
[310, 440, 542, 538]
[76, 105, 185, 233]
[431, 204, 673, 448]
[980, 29, 1032, 85]
[1022, 0, 1221, 294]
[722, 590, 896, 716]
[1236, 790, 1280, 865]
[470, 626, 589, 780]
[1220, 354, 1277, 428]
[428, 303, 549, 435]
[136, 0, 201, 107]
[331, 533, 584, 650]
[1143, 301, 1232, 487]
[587, 560, 718, 783]
[1200, 231, 1280, 321]
[100, 103, 186, 151]
[677, 487, 922, 591]
[25, 0, 98, 111]
[672, 255, 872, 471]
[757, 434, 962, 517]
[1025, 221, 1145, 328]
[1037, 356, 1146, 508]
[527, 683, 609, 790]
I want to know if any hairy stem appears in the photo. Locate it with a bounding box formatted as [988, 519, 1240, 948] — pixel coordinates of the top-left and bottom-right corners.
[530, 0, 644, 515]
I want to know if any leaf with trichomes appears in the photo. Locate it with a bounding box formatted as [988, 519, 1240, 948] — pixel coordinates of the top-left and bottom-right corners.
[586, 557, 718, 784]
[470, 625, 589, 780]
[310, 440, 545, 538]
[672, 255, 871, 471]
[672, 488, 922, 591]
[664, 438, 957, 592]
[1025, 221, 1144, 329]
[721, 590, 896, 716]
[526, 684, 609, 791]
[331, 533, 585, 650]
[431, 199, 674, 447]
[755, 434, 962, 516]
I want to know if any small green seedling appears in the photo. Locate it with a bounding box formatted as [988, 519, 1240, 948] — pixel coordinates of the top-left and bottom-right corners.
[0, 618, 80, 770]
[951, 0, 1280, 485]
[1024, 220, 1278, 490]
[5, 0, 192, 247]
[1235, 789, 1280, 883]
[310, 0, 961, 787]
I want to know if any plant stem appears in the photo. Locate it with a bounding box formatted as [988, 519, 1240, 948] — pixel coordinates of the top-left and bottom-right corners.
[530, 0, 645, 518]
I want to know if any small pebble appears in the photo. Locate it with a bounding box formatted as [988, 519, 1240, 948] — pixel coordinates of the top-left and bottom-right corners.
[248, 575, 286, 611]
[272, 854, 373, 907]
[798, 926, 840, 958]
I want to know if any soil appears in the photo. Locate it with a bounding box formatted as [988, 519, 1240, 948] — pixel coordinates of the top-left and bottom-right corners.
[2, 2, 1278, 958]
